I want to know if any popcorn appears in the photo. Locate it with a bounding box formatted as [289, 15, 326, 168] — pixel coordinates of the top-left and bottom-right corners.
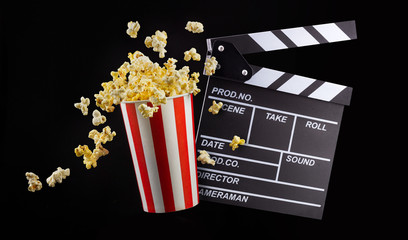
[138, 103, 158, 118]
[75, 145, 96, 169]
[74, 144, 109, 169]
[75, 144, 92, 159]
[204, 56, 218, 76]
[74, 126, 115, 169]
[95, 92, 115, 112]
[93, 143, 109, 159]
[26, 172, 42, 192]
[94, 50, 200, 118]
[149, 87, 167, 107]
[111, 88, 126, 105]
[208, 100, 223, 115]
[74, 96, 90, 115]
[46, 167, 70, 187]
[92, 110, 107, 126]
[184, 48, 201, 62]
[229, 135, 245, 151]
[185, 21, 204, 33]
[145, 30, 167, 58]
[197, 150, 215, 166]
[189, 72, 201, 96]
[89, 126, 116, 145]
[126, 21, 140, 38]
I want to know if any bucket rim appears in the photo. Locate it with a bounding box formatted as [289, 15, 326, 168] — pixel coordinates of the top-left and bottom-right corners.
[120, 92, 192, 104]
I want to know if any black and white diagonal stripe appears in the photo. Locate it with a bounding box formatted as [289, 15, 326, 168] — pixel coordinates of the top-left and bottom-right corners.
[207, 20, 357, 55]
[245, 65, 352, 106]
[206, 20, 356, 105]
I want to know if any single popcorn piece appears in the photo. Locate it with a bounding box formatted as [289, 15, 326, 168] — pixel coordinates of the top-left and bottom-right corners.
[197, 150, 215, 166]
[92, 143, 109, 161]
[185, 21, 204, 33]
[229, 135, 245, 151]
[184, 48, 201, 62]
[126, 21, 140, 38]
[74, 96, 90, 115]
[89, 126, 116, 145]
[145, 30, 167, 58]
[208, 100, 223, 115]
[46, 167, 70, 187]
[138, 103, 159, 118]
[149, 87, 167, 107]
[92, 109, 107, 126]
[204, 56, 218, 76]
[74, 144, 109, 169]
[75, 145, 96, 169]
[189, 72, 201, 96]
[26, 172, 42, 192]
[75, 144, 93, 159]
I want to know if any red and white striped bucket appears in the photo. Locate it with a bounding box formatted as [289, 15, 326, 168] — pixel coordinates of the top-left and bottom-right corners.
[120, 93, 199, 213]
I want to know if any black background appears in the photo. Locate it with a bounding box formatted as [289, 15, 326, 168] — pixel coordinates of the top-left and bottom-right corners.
[2, 0, 399, 239]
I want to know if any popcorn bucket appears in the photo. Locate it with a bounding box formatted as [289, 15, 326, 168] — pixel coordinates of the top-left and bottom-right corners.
[120, 93, 199, 213]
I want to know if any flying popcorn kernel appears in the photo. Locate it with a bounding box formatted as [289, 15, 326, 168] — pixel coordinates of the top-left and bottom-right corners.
[46, 167, 70, 187]
[145, 30, 167, 58]
[197, 150, 215, 166]
[74, 96, 90, 115]
[185, 21, 204, 33]
[25, 172, 42, 192]
[138, 103, 159, 118]
[92, 110, 107, 126]
[126, 21, 140, 38]
[89, 126, 116, 145]
[74, 144, 109, 169]
[229, 135, 245, 151]
[92, 143, 109, 161]
[164, 57, 178, 71]
[86, 144, 109, 169]
[75, 144, 92, 158]
[75, 145, 95, 169]
[184, 48, 201, 62]
[204, 56, 218, 76]
[208, 100, 223, 115]
[189, 72, 201, 96]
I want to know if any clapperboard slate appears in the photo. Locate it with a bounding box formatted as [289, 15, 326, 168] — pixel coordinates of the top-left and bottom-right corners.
[195, 20, 357, 219]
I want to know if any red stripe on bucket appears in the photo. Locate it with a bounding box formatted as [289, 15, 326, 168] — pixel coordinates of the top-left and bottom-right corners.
[125, 103, 155, 212]
[173, 97, 193, 209]
[149, 106, 176, 212]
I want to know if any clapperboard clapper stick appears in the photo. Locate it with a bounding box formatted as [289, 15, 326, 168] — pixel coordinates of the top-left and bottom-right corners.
[196, 20, 357, 219]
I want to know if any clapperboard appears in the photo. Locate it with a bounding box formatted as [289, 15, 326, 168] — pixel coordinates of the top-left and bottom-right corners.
[196, 20, 357, 219]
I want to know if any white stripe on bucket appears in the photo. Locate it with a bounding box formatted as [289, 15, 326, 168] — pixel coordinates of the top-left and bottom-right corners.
[161, 99, 186, 211]
[184, 95, 199, 206]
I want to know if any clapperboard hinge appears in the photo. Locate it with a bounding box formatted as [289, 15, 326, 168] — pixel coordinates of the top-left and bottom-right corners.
[207, 20, 357, 106]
